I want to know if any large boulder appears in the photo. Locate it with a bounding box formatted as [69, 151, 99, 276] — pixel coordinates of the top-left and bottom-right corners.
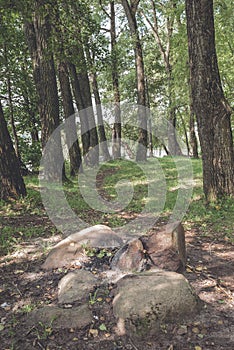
[113, 269, 202, 338]
[42, 225, 123, 270]
[58, 270, 98, 304]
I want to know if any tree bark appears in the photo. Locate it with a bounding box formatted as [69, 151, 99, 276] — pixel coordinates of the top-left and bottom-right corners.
[58, 61, 83, 175]
[189, 103, 199, 159]
[186, 0, 234, 201]
[68, 62, 90, 156]
[0, 101, 26, 200]
[111, 1, 121, 159]
[69, 59, 99, 167]
[121, 0, 148, 161]
[85, 49, 111, 161]
[24, 6, 66, 181]
[90, 72, 111, 161]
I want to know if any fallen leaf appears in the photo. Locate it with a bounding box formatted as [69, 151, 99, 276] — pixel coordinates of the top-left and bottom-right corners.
[177, 325, 188, 335]
[99, 323, 107, 331]
[14, 270, 24, 274]
[195, 266, 203, 272]
[89, 329, 98, 337]
[195, 346, 202, 350]
[192, 327, 200, 334]
[218, 299, 225, 304]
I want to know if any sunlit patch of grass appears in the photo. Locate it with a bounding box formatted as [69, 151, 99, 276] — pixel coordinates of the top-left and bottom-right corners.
[0, 224, 57, 255]
[1, 157, 233, 251]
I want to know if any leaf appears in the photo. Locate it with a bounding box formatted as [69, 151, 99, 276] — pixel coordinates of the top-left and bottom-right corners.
[195, 346, 202, 350]
[99, 323, 107, 331]
[195, 266, 203, 272]
[192, 327, 200, 334]
[89, 329, 98, 337]
[218, 299, 225, 304]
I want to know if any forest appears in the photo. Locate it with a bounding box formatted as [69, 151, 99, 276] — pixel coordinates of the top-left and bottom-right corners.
[0, 1, 234, 350]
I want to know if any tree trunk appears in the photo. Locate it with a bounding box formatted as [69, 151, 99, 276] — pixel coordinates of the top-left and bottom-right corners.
[189, 103, 199, 159]
[24, 9, 66, 181]
[167, 105, 183, 156]
[68, 62, 90, 156]
[58, 61, 83, 176]
[178, 110, 190, 157]
[186, 0, 234, 201]
[111, 1, 121, 159]
[69, 61, 99, 167]
[76, 41, 99, 167]
[145, 77, 153, 157]
[90, 71, 111, 161]
[85, 49, 111, 161]
[3, 43, 22, 163]
[22, 90, 41, 171]
[121, 0, 148, 161]
[0, 101, 26, 200]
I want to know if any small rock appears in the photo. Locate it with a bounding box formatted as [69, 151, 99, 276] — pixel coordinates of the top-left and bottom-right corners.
[58, 270, 98, 304]
[111, 239, 146, 272]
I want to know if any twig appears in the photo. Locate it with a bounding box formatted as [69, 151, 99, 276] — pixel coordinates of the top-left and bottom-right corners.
[26, 326, 36, 336]
[129, 337, 140, 350]
[37, 341, 46, 350]
[11, 282, 22, 296]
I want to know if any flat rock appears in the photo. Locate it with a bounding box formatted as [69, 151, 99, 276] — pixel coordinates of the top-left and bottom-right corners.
[27, 304, 92, 329]
[58, 270, 98, 304]
[42, 225, 123, 270]
[113, 269, 202, 338]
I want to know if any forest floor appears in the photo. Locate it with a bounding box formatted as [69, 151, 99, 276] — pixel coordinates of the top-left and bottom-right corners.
[0, 158, 234, 350]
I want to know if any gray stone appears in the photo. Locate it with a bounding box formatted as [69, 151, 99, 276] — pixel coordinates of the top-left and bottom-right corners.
[27, 304, 92, 329]
[111, 238, 147, 272]
[42, 225, 123, 270]
[58, 270, 98, 304]
[113, 269, 202, 338]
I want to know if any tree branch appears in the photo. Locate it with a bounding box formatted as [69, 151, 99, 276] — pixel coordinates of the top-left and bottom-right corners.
[99, 0, 111, 19]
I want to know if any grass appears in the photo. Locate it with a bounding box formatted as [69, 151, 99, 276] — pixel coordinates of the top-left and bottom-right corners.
[0, 157, 233, 255]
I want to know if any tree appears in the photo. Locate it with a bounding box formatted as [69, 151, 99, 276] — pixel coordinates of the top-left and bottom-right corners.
[86, 49, 111, 161]
[186, 0, 234, 201]
[121, 0, 148, 161]
[110, 0, 122, 159]
[58, 61, 83, 176]
[142, 0, 183, 156]
[0, 101, 26, 200]
[24, 2, 66, 181]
